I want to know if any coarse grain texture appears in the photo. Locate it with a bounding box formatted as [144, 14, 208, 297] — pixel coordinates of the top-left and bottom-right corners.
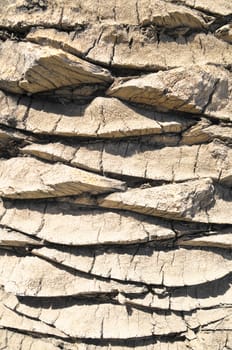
[0, 0, 231, 348]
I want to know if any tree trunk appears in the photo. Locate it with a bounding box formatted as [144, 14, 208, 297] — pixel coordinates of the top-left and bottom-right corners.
[0, 1, 232, 349]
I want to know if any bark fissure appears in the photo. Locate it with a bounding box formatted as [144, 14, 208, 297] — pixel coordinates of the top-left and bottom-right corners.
[0, 1, 231, 349]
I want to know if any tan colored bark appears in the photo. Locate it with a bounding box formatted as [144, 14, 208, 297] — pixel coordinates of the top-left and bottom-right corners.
[0, 227, 42, 247]
[0, 91, 193, 137]
[22, 140, 232, 184]
[0, 290, 67, 338]
[0, 199, 174, 245]
[4, 294, 188, 339]
[0, 0, 231, 347]
[99, 178, 232, 224]
[107, 65, 232, 121]
[32, 245, 232, 287]
[0, 157, 125, 199]
[178, 231, 232, 249]
[27, 29, 232, 71]
[0, 40, 112, 94]
[216, 24, 232, 44]
[0, 0, 214, 29]
[167, 0, 232, 16]
[0, 249, 146, 297]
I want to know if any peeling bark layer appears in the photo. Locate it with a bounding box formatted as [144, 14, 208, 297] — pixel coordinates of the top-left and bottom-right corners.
[21, 140, 232, 184]
[99, 178, 232, 224]
[0, 1, 231, 348]
[107, 65, 232, 121]
[27, 29, 232, 71]
[32, 245, 232, 287]
[0, 157, 125, 198]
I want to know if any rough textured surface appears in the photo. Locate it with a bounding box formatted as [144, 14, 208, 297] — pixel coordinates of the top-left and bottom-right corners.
[0, 290, 67, 338]
[0, 249, 146, 297]
[0, 199, 175, 245]
[0, 1, 231, 348]
[0, 40, 112, 94]
[0, 157, 125, 198]
[121, 274, 232, 311]
[0, 0, 215, 29]
[4, 296, 188, 339]
[0, 227, 42, 247]
[166, 0, 232, 16]
[4, 290, 232, 340]
[107, 65, 232, 121]
[178, 231, 232, 249]
[27, 29, 232, 71]
[99, 178, 232, 224]
[32, 245, 232, 287]
[21, 140, 232, 183]
[0, 329, 79, 350]
[0, 91, 196, 137]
